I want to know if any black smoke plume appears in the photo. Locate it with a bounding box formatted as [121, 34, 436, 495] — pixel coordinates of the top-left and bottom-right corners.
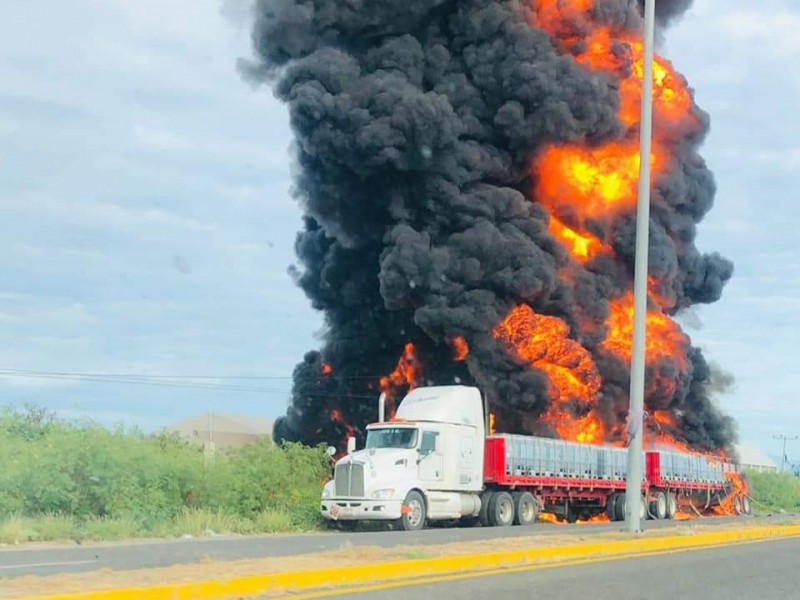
[244, 0, 737, 453]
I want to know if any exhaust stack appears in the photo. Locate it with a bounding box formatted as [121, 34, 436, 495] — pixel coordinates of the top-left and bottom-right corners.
[378, 392, 386, 423]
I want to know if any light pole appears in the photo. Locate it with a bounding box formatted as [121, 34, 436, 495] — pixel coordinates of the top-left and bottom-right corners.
[773, 435, 799, 473]
[624, 0, 656, 534]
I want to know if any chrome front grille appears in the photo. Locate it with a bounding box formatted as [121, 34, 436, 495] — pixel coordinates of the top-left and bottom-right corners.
[334, 462, 365, 497]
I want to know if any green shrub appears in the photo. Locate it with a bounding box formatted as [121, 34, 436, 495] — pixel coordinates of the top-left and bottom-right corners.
[747, 470, 800, 513]
[0, 405, 329, 542]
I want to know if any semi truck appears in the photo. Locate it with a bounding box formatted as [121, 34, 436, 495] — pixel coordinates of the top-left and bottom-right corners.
[320, 385, 749, 531]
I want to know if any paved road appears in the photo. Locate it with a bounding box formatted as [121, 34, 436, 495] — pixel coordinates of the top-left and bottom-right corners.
[317, 537, 800, 600]
[0, 514, 783, 579]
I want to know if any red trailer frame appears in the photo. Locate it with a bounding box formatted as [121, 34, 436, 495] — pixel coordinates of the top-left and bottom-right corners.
[483, 436, 736, 515]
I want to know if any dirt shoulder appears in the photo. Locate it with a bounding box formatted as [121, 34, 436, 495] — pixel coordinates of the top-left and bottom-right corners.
[2, 518, 798, 599]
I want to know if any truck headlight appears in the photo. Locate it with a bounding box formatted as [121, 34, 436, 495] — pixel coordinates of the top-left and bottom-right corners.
[371, 488, 396, 499]
[322, 486, 332, 498]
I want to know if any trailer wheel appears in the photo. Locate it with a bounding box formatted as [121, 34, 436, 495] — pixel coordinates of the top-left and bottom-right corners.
[489, 491, 515, 527]
[614, 494, 626, 522]
[639, 495, 646, 521]
[665, 492, 678, 520]
[733, 495, 743, 515]
[566, 507, 579, 524]
[742, 496, 752, 516]
[397, 490, 427, 531]
[650, 492, 668, 520]
[478, 491, 494, 527]
[512, 492, 538, 526]
[606, 493, 621, 521]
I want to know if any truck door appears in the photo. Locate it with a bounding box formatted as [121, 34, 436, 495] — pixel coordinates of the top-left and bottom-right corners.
[418, 430, 443, 484]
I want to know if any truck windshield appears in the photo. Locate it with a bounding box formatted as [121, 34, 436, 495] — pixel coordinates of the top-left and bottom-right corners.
[365, 427, 418, 449]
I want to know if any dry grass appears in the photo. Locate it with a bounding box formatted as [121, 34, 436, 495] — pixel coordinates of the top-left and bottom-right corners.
[0, 514, 76, 545]
[2, 517, 798, 599]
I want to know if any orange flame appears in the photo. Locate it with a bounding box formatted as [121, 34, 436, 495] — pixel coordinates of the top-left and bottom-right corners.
[535, 140, 664, 225]
[321, 362, 332, 376]
[548, 215, 610, 263]
[451, 336, 469, 361]
[576, 513, 611, 525]
[380, 343, 421, 420]
[712, 471, 749, 516]
[599, 292, 690, 404]
[493, 305, 605, 443]
[538, 511, 564, 524]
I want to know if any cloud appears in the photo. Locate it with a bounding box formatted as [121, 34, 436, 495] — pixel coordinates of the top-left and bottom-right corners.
[0, 0, 797, 448]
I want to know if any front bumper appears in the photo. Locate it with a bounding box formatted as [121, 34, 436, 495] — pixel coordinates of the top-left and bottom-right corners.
[321, 498, 403, 521]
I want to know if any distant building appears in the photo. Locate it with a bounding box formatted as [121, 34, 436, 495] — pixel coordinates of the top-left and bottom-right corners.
[734, 443, 779, 473]
[166, 412, 274, 451]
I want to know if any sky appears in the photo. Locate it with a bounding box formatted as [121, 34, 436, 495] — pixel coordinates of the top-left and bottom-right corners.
[0, 0, 797, 464]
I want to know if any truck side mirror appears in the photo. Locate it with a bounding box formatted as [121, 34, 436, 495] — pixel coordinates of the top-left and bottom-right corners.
[326, 446, 337, 457]
[347, 437, 356, 455]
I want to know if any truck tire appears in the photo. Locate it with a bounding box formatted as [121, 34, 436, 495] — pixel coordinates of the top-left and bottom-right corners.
[614, 494, 626, 522]
[650, 491, 668, 520]
[606, 493, 620, 521]
[397, 490, 427, 531]
[479, 491, 494, 527]
[489, 491, 515, 527]
[566, 506, 579, 524]
[512, 492, 538, 526]
[742, 496, 752, 516]
[639, 495, 647, 521]
[666, 492, 678, 520]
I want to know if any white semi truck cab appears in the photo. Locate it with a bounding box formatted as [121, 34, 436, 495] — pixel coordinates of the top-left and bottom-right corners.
[320, 385, 486, 531]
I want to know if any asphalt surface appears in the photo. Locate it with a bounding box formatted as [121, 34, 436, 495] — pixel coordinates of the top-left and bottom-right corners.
[317, 537, 800, 600]
[0, 514, 785, 579]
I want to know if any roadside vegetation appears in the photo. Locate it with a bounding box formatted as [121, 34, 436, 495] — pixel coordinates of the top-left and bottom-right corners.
[0, 405, 330, 544]
[746, 470, 800, 515]
[2, 406, 798, 545]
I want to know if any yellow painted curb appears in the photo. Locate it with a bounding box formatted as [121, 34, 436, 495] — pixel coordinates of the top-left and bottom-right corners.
[15, 525, 800, 600]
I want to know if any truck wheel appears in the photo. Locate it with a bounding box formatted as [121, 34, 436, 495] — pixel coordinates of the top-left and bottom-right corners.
[566, 507, 579, 524]
[479, 491, 494, 527]
[742, 496, 752, 516]
[489, 491, 515, 527]
[397, 490, 427, 531]
[614, 494, 626, 522]
[606, 493, 620, 521]
[666, 492, 678, 520]
[650, 492, 667, 520]
[512, 492, 538, 526]
[733, 495, 743, 515]
[639, 495, 647, 521]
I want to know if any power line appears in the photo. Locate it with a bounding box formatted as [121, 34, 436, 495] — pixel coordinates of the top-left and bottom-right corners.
[0, 367, 401, 382]
[0, 369, 378, 399]
[0, 368, 293, 380]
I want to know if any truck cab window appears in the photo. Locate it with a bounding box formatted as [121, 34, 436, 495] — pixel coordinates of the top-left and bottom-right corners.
[420, 431, 438, 455]
[365, 427, 418, 449]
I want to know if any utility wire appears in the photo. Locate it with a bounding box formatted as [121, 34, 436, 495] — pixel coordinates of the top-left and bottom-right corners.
[0, 367, 401, 382]
[0, 369, 377, 399]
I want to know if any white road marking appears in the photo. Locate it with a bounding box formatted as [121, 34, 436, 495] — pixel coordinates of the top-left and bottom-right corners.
[0, 559, 98, 571]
